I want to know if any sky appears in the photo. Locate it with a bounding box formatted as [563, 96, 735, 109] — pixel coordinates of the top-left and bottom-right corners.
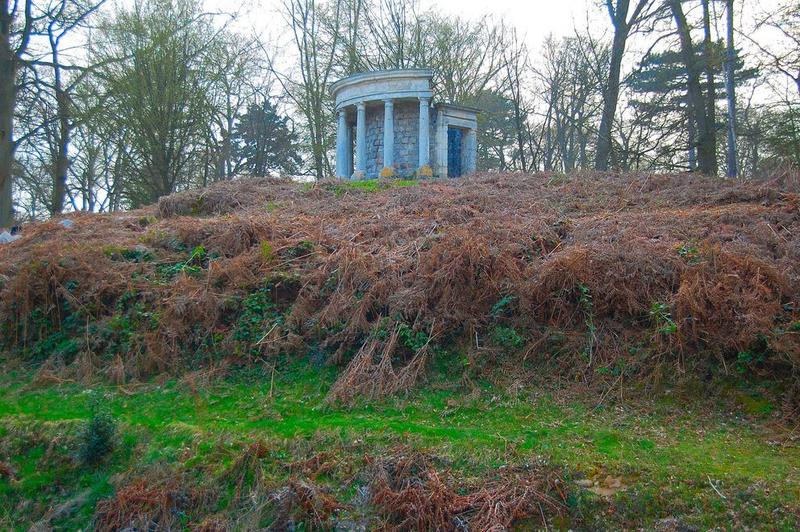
[54, 0, 797, 103]
[420, 0, 586, 37]
[226, 0, 787, 48]
[222, 0, 593, 45]
[216, 0, 792, 95]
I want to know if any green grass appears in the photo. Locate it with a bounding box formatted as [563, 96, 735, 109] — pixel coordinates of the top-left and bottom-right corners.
[0, 360, 798, 529]
[325, 177, 418, 195]
[343, 178, 418, 190]
[298, 178, 418, 197]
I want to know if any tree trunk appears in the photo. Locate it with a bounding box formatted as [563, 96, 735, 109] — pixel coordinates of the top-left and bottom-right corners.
[51, 89, 70, 215]
[0, 1, 15, 227]
[724, 0, 738, 178]
[670, 0, 715, 175]
[687, 115, 697, 171]
[512, 96, 527, 172]
[595, 0, 630, 171]
[701, 0, 718, 175]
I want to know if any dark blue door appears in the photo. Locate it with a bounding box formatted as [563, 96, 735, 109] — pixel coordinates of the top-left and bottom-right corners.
[447, 128, 462, 177]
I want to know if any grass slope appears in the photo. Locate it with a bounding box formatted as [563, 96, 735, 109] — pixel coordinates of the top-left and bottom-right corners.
[1, 360, 798, 529]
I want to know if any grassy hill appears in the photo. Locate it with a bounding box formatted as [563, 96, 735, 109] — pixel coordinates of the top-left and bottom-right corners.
[0, 172, 799, 529]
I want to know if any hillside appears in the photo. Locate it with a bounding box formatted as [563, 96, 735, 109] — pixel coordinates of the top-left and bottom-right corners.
[1, 172, 799, 529]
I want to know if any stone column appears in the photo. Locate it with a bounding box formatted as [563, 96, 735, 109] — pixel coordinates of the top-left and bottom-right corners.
[335, 109, 347, 178]
[418, 97, 430, 168]
[465, 128, 478, 175]
[383, 99, 394, 170]
[344, 122, 352, 176]
[354, 102, 367, 178]
[435, 108, 446, 177]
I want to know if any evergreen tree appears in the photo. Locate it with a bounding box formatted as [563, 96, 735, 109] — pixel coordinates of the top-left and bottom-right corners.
[763, 104, 800, 170]
[628, 40, 756, 170]
[464, 90, 517, 172]
[233, 100, 302, 177]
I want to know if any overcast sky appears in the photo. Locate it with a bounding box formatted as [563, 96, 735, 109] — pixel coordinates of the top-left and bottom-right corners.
[225, 0, 786, 47]
[421, 0, 588, 37]
[167, 0, 799, 101]
[218, 0, 789, 74]
[218, 0, 592, 42]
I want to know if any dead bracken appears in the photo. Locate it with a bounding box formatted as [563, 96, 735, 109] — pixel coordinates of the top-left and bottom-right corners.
[0, 171, 798, 406]
[368, 450, 568, 530]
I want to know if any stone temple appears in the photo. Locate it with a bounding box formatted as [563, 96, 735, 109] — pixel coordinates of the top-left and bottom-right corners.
[331, 69, 479, 179]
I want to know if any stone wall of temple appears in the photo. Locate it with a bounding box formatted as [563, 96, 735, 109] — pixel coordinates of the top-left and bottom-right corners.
[361, 102, 436, 178]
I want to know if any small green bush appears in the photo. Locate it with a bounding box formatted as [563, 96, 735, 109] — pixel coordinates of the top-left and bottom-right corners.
[676, 242, 701, 264]
[489, 295, 516, 319]
[284, 240, 313, 258]
[492, 326, 524, 349]
[736, 350, 765, 374]
[232, 285, 283, 354]
[398, 323, 430, 352]
[649, 302, 677, 335]
[78, 404, 117, 465]
[260, 241, 274, 260]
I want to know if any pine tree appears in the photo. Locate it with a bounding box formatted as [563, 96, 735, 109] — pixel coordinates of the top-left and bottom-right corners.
[628, 40, 756, 170]
[233, 100, 302, 177]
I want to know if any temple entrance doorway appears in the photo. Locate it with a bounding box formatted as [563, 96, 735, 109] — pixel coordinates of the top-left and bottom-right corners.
[447, 127, 463, 177]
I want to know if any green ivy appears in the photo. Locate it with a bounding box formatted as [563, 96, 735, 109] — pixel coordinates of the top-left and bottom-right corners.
[650, 302, 677, 335]
[398, 323, 430, 352]
[489, 295, 516, 319]
[232, 285, 284, 355]
[492, 326, 524, 349]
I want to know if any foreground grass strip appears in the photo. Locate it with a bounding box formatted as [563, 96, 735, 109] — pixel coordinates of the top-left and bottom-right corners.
[1, 365, 798, 527]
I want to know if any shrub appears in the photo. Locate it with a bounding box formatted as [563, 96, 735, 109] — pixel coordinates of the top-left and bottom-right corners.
[649, 302, 676, 335]
[398, 322, 430, 352]
[79, 403, 117, 465]
[492, 326, 524, 350]
[260, 241, 274, 260]
[380, 166, 395, 178]
[232, 285, 283, 354]
[417, 165, 433, 178]
[490, 295, 516, 319]
[676, 241, 701, 264]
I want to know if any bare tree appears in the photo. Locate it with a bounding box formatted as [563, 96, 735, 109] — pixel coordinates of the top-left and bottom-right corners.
[37, 1, 107, 214]
[362, 0, 424, 70]
[338, 0, 365, 74]
[1, 0, 107, 224]
[748, 1, 800, 97]
[277, 0, 343, 179]
[428, 15, 506, 103]
[534, 34, 608, 172]
[723, 0, 737, 177]
[595, 0, 658, 171]
[501, 26, 531, 172]
[1, 0, 35, 227]
[68, 74, 130, 212]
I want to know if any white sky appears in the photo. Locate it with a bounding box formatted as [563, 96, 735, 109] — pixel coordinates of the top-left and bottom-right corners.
[63, 0, 795, 105]
[220, 0, 592, 45]
[225, 0, 786, 49]
[213, 0, 793, 95]
[422, 0, 588, 37]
